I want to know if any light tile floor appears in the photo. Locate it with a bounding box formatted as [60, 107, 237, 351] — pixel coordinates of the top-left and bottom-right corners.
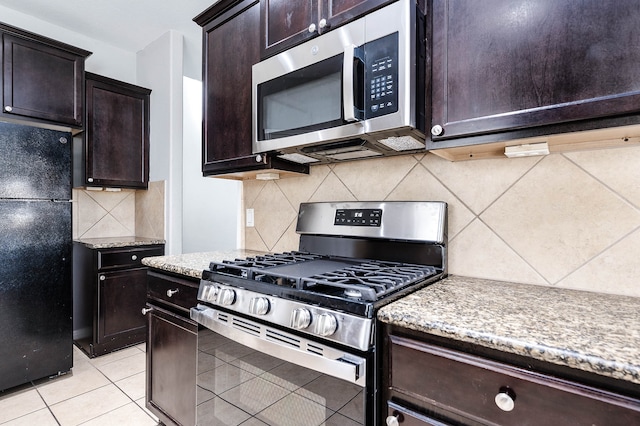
[0, 344, 160, 426]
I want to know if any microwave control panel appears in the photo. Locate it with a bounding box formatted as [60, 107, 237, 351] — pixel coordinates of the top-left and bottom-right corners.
[365, 32, 399, 119]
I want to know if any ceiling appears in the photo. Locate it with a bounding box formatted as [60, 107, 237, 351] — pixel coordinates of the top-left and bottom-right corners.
[0, 0, 219, 53]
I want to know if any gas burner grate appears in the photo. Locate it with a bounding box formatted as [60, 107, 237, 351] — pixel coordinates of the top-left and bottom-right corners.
[209, 252, 324, 279]
[301, 261, 438, 301]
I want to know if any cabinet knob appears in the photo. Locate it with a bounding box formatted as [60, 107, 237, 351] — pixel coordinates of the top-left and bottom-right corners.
[141, 307, 152, 315]
[87, 177, 94, 183]
[4, 105, 12, 112]
[131, 255, 138, 261]
[431, 124, 444, 136]
[318, 18, 328, 29]
[99, 275, 106, 281]
[494, 387, 516, 412]
[386, 413, 403, 426]
[166, 288, 179, 297]
[308, 22, 317, 33]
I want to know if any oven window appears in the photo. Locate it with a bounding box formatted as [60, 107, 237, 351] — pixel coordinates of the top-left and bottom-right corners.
[197, 328, 365, 425]
[258, 54, 344, 141]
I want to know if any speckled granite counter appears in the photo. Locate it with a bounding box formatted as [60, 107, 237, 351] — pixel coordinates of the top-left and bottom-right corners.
[141, 250, 267, 279]
[74, 236, 166, 249]
[378, 275, 640, 386]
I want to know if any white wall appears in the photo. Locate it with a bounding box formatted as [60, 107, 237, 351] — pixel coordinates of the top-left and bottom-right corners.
[182, 77, 241, 252]
[0, 5, 136, 82]
[137, 31, 184, 255]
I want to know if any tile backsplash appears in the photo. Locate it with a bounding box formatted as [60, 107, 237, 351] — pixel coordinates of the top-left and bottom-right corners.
[72, 180, 165, 240]
[243, 146, 640, 298]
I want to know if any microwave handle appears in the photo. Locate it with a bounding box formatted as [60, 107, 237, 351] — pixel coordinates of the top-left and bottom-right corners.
[343, 44, 359, 122]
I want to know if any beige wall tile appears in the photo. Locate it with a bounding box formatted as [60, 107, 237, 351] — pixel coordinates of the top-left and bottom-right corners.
[253, 182, 297, 250]
[332, 155, 418, 200]
[244, 144, 640, 297]
[481, 154, 640, 283]
[135, 180, 165, 239]
[566, 145, 640, 209]
[73, 181, 165, 240]
[558, 228, 640, 297]
[423, 153, 540, 214]
[449, 219, 547, 285]
[387, 164, 474, 239]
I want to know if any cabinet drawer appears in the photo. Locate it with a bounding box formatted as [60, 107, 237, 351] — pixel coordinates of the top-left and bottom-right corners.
[387, 401, 450, 426]
[389, 336, 640, 425]
[147, 271, 199, 312]
[97, 246, 164, 270]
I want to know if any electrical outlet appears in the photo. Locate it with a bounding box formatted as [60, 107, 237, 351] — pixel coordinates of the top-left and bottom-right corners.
[246, 209, 254, 227]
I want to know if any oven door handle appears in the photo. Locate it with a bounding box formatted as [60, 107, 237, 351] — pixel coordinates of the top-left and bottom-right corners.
[191, 305, 366, 387]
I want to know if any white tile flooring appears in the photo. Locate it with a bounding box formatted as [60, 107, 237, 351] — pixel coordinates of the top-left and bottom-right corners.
[0, 344, 160, 426]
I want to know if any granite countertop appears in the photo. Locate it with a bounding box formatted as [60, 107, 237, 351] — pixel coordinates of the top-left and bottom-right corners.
[141, 249, 267, 279]
[74, 236, 166, 249]
[378, 275, 640, 385]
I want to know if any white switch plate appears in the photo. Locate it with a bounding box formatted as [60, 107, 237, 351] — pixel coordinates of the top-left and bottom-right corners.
[246, 208, 254, 227]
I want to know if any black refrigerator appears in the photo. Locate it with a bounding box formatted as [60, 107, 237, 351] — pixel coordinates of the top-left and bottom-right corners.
[0, 121, 73, 391]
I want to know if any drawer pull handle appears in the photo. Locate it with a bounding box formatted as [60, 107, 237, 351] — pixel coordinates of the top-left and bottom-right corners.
[131, 255, 138, 260]
[166, 288, 179, 297]
[141, 308, 152, 315]
[495, 387, 516, 412]
[386, 413, 403, 426]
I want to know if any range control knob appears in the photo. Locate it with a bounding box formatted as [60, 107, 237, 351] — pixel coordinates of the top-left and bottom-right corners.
[202, 285, 218, 302]
[249, 297, 270, 315]
[314, 313, 338, 336]
[290, 308, 312, 329]
[217, 288, 236, 306]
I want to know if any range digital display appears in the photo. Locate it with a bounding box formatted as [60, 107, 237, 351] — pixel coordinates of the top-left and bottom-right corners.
[334, 209, 382, 227]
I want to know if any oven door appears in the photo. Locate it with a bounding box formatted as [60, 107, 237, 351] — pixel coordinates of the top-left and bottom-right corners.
[191, 304, 368, 425]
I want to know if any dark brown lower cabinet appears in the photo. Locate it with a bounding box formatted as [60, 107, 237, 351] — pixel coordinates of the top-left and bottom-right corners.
[384, 328, 640, 426]
[145, 270, 199, 426]
[73, 243, 164, 357]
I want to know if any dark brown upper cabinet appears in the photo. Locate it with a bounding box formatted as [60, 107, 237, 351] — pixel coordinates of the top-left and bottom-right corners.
[260, 0, 392, 58]
[1, 23, 90, 129]
[194, 0, 308, 179]
[428, 0, 640, 151]
[76, 73, 151, 189]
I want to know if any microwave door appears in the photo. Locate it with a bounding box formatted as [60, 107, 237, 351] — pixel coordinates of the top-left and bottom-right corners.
[255, 52, 366, 153]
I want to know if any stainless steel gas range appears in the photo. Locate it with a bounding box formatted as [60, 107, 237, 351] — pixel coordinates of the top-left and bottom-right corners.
[191, 201, 447, 425]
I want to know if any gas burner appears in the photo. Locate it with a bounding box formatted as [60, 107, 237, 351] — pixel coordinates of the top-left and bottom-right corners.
[344, 288, 363, 299]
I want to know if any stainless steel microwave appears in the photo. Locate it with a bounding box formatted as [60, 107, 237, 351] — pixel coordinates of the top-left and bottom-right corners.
[252, 0, 426, 164]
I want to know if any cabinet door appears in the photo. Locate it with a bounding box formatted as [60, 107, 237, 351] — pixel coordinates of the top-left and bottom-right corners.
[261, 0, 318, 58]
[261, 0, 392, 58]
[321, 0, 391, 32]
[430, 0, 640, 143]
[146, 304, 197, 426]
[97, 268, 148, 351]
[2, 33, 85, 127]
[200, 1, 308, 177]
[84, 73, 150, 189]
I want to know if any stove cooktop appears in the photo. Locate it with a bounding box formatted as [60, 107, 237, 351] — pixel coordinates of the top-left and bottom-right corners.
[208, 252, 439, 302]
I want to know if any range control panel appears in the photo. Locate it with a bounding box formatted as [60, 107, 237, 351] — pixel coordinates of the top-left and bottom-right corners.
[334, 209, 382, 226]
